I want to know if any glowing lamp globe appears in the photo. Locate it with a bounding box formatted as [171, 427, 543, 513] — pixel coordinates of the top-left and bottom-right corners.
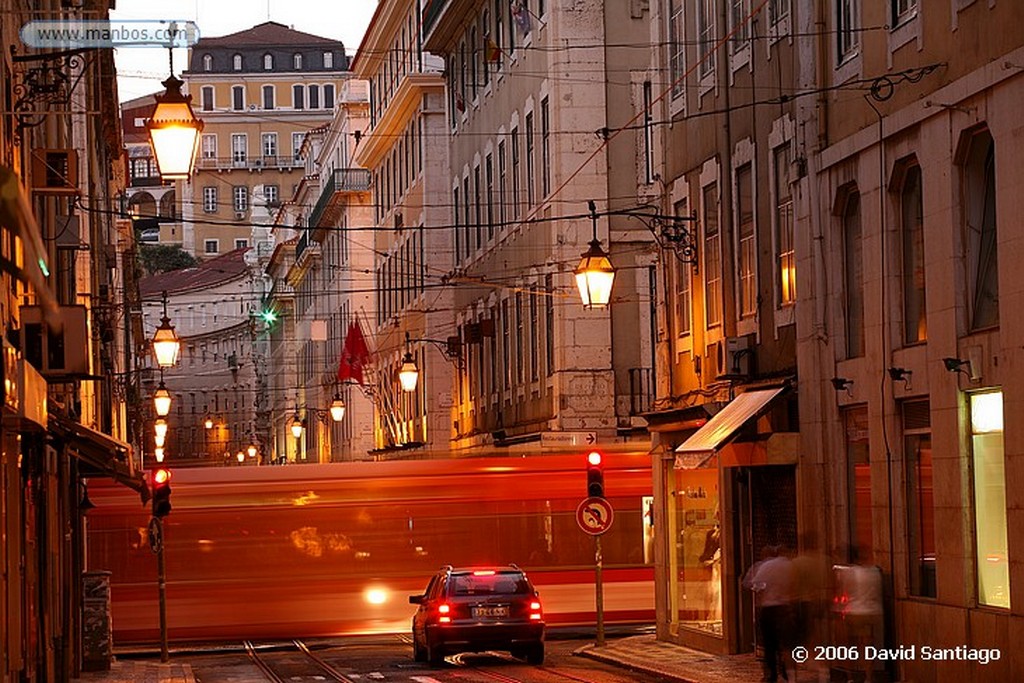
[145, 76, 204, 180]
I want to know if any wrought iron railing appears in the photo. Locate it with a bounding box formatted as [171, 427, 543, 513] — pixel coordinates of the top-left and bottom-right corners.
[308, 168, 372, 227]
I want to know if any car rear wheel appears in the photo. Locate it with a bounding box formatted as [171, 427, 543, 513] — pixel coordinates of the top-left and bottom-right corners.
[525, 642, 544, 665]
[412, 634, 426, 662]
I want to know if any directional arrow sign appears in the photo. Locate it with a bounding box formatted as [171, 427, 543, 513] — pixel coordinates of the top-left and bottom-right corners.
[541, 431, 598, 448]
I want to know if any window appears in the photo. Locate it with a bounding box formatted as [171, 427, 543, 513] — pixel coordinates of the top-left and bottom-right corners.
[265, 185, 279, 206]
[730, 0, 750, 49]
[900, 164, 926, 344]
[736, 164, 755, 318]
[293, 53, 303, 70]
[962, 128, 998, 331]
[308, 84, 320, 109]
[674, 199, 691, 336]
[498, 140, 507, 226]
[453, 186, 461, 265]
[262, 133, 278, 158]
[459, 42, 467, 108]
[844, 406, 873, 564]
[842, 190, 864, 358]
[837, 0, 860, 63]
[231, 134, 247, 165]
[501, 299, 511, 391]
[202, 54, 212, 71]
[774, 144, 796, 306]
[201, 86, 214, 111]
[293, 84, 305, 109]
[525, 112, 535, 206]
[892, 0, 917, 27]
[470, 28, 478, 100]
[262, 85, 275, 110]
[697, 0, 716, 79]
[495, 0, 505, 72]
[235, 239, 248, 249]
[545, 274, 554, 375]
[323, 84, 335, 109]
[474, 164, 482, 249]
[510, 127, 521, 218]
[703, 183, 721, 327]
[903, 399, 934, 598]
[233, 186, 248, 212]
[540, 98, 551, 197]
[263, 53, 273, 70]
[515, 291, 524, 383]
[203, 186, 218, 213]
[323, 51, 334, 68]
[481, 11, 491, 86]
[232, 85, 244, 111]
[970, 390, 1009, 609]
[769, 0, 789, 24]
[486, 153, 494, 239]
[530, 289, 539, 381]
[292, 132, 305, 159]
[232, 53, 242, 70]
[462, 175, 471, 258]
[205, 239, 218, 254]
[669, 0, 685, 100]
[201, 134, 216, 160]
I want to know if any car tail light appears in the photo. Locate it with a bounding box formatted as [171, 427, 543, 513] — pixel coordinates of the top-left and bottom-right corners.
[438, 603, 451, 623]
[472, 570, 496, 576]
[529, 600, 542, 620]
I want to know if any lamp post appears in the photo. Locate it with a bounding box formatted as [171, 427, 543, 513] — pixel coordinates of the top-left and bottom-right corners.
[575, 200, 616, 308]
[152, 291, 181, 368]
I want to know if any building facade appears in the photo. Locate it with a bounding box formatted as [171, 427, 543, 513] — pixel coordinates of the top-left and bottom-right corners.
[138, 249, 261, 467]
[420, 0, 655, 455]
[181, 22, 349, 258]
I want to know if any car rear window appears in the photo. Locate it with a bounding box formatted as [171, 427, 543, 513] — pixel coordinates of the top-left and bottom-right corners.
[450, 573, 528, 596]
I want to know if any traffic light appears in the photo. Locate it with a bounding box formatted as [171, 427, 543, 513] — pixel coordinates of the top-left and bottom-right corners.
[151, 467, 172, 518]
[586, 451, 605, 498]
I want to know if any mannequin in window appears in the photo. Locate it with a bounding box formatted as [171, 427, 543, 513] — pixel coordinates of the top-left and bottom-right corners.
[699, 512, 722, 621]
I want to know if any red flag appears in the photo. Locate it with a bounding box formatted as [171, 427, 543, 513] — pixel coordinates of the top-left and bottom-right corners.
[337, 321, 370, 385]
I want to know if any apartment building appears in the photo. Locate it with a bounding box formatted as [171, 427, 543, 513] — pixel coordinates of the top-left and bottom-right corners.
[181, 22, 349, 258]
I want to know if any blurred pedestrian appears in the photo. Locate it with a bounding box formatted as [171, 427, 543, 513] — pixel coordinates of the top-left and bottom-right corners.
[836, 548, 883, 682]
[791, 533, 830, 682]
[743, 545, 794, 682]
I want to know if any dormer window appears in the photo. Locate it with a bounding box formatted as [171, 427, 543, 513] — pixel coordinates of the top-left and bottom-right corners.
[202, 54, 212, 71]
[323, 51, 334, 69]
[233, 53, 242, 71]
[293, 53, 303, 70]
[263, 53, 273, 70]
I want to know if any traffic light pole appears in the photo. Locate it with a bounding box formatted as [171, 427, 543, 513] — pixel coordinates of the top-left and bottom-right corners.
[595, 535, 605, 647]
[154, 517, 169, 662]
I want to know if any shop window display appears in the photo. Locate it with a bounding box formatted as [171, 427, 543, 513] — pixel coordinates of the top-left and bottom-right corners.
[669, 467, 722, 636]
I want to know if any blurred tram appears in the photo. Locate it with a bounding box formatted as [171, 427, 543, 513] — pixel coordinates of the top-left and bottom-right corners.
[85, 453, 655, 643]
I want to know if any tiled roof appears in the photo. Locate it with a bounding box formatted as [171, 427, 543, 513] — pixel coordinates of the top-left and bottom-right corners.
[139, 248, 251, 298]
[193, 21, 343, 48]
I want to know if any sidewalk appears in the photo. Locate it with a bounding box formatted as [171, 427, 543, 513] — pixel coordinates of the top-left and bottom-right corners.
[576, 634, 765, 683]
[77, 659, 196, 683]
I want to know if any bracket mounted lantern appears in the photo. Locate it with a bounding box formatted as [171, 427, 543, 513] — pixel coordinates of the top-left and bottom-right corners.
[145, 75, 204, 180]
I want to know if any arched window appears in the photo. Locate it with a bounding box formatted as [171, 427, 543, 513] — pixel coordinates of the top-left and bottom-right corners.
[323, 84, 335, 109]
[232, 53, 242, 71]
[292, 84, 305, 110]
[959, 127, 998, 331]
[308, 84, 320, 109]
[202, 54, 212, 71]
[200, 86, 214, 112]
[841, 188, 864, 358]
[263, 53, 273, 70]
[293, 53, 303, 70]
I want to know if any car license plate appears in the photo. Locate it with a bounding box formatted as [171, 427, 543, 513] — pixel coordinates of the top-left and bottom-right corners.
[473, 606, 509, 618]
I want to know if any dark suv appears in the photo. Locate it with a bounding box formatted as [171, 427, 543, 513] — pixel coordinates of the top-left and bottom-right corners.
[409, 565, 545, 666]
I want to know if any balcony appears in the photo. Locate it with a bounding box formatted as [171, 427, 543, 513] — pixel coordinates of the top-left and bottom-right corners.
[196, 155, 303, 171]
[308, 168, 371, 228]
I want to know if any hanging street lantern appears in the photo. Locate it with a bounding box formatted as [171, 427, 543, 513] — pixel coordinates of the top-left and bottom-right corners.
[398, 351, 419, 393]
[145, 75, 204, 180]
[247, 443, 257, 458]
[575, 201, 616, 308]
[290, 414, 304, 439]
[154, 418, 169, 440]
[152, 291, 181, 368]
[153, 381, 172, 417]
[329, 394, 346, 422]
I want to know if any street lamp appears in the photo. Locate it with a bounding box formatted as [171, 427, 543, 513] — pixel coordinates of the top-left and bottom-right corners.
[575, 200, 616, 308]
[153, 379, 172, 417]
[329, 394, 346, 422]
[152, 291, 181, 368]
[154, 447, 165, 463]
[204, 416, 214, 430]
[154, 418, 169, 440]
[236, 451, 245, 463]
[398, 350, 419, 393]
[247, 443, 258, 459]
[290, 413, 304, 439]
[154, 432, 166, 448]
[145, 74, 204, 180]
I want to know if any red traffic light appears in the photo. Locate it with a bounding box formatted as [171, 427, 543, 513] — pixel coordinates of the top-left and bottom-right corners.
[153, 468, 172, 486]
[151, 467, 172, 518]
[586, 451, 605, 498]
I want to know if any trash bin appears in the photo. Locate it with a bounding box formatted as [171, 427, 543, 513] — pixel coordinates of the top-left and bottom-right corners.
[81, 570, 112, 671]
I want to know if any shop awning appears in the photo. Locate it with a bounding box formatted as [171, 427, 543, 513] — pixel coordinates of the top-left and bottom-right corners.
[49, 413, 147, 496]
[674, 386, 787, 469]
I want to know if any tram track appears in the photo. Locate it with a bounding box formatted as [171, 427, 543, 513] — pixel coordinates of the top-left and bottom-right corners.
[243, 639, 356, 682]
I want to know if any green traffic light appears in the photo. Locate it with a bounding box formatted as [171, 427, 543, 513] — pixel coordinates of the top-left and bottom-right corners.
[259, 309, 278, 325]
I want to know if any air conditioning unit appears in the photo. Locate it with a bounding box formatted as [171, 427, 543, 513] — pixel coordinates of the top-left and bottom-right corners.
[234, 211, 246, 220]
[724, 335, 752, 377]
